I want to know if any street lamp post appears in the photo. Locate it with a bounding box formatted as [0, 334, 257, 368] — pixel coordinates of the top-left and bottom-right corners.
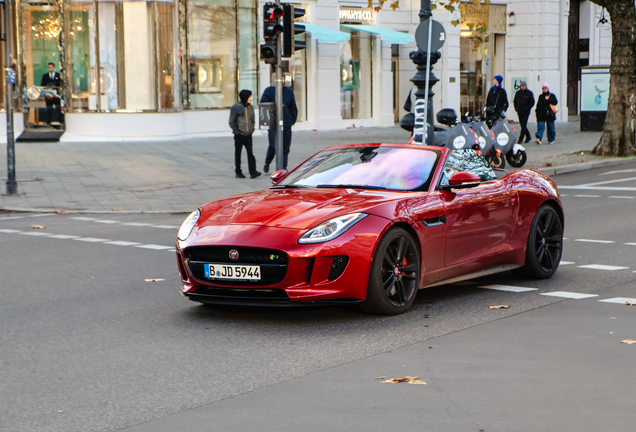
[4, 0, 17, 195]
[410, 0, 440, 145]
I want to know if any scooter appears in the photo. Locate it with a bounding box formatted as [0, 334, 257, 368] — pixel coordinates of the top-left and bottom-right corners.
[460, 111, 496, 158]
[432, 108, 480, 150]
[485, 111, 527, 168]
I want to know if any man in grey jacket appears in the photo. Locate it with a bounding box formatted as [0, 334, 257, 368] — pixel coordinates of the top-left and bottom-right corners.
[228, 90, 260, 178]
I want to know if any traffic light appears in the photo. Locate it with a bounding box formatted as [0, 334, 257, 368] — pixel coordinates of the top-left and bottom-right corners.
[261, 2, 283, 64]
[282, 3, 306, 58]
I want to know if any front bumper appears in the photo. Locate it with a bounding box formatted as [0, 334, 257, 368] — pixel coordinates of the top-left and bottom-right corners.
[176, 215, 388, 303]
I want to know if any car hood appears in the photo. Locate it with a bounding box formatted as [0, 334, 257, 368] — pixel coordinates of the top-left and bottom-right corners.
[199, 188, 411, 230]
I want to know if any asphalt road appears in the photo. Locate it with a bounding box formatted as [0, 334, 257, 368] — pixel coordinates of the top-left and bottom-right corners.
[1, 161, 635, 432]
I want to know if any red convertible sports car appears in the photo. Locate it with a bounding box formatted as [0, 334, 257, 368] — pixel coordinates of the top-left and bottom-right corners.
[176, 145, 564, 314]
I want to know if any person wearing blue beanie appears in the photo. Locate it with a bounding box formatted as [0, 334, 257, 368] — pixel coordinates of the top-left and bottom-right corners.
[485, 75, 508, 122]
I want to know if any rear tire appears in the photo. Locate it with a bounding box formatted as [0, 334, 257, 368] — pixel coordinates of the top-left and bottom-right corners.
[506, 149, 527, 168]
[513, 205, 563, 279]
[487, 152, 506, 169]
[361, 227, 421, 315]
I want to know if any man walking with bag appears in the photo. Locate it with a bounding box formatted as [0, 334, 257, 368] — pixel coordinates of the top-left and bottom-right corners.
[513, 80, 534, 143]
[229, 90, 261, 178]
[535, 83, 558, 145]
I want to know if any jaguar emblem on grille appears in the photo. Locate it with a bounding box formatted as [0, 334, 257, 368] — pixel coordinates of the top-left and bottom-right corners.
[229, 249, 239, 260]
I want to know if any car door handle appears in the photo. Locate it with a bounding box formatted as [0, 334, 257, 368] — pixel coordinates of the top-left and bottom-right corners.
[422, 216, 446, 227]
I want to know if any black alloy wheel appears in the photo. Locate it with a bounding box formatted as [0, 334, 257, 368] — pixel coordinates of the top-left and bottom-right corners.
[506, 149, 527, 168]
[513, 205, 563, 279]
[361, 227, 421, 315]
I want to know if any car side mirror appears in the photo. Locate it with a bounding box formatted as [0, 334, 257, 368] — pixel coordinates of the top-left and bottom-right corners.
[441, 171, 481, 190]
[270, 169, 288, 184]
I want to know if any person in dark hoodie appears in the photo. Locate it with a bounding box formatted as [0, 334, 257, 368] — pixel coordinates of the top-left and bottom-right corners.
[535, 83, 558, 145]
[260, 80, 298, 173]
[485, 75, 508, 124]
[513, 80, 535, 143]
[229, 89, 260, 179]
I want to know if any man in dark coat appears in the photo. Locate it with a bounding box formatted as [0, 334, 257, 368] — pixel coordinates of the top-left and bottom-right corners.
[40, 62, 62, 124]
[229, 89, 260, 178]
[485, 75, 508, 123]
[535, 83, 558, 145]
[260, 83, 298, 172]
[513, 80, 535, 143]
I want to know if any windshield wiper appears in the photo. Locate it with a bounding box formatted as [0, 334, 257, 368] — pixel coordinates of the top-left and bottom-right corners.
[271, 184, 310, 189]
[316, 184, 387, 190]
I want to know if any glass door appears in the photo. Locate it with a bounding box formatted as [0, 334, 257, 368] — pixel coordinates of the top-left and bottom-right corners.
[20, 0, 65, 131]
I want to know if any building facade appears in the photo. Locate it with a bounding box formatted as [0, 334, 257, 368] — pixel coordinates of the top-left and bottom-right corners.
[0, 0, 612, 142]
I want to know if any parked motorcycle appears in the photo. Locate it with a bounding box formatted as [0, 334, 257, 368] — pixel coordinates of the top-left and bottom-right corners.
[460, 111, 496, 158]
[485, 111, 526, 168]
[432, 109, 480, 151]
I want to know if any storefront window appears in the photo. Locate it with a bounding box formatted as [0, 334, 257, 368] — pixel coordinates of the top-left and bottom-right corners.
[290, 37, 306, 122]
[68, 0, 94, 111]
[188, 0, 237, 108]
[340, 31, 372, 120]
[237, 0, 257, 106]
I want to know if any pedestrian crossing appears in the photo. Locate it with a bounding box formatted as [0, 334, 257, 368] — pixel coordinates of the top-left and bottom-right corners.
[0, 214, 180, 230]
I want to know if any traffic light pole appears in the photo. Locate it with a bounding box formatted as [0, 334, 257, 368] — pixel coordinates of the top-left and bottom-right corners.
[4, 0, 17, 195]
[274, 0, 284, 172]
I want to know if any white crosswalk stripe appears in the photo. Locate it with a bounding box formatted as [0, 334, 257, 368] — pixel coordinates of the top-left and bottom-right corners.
[479, 284, 538, 293]
[104, 241, 142, 246]
[575, 239, 615, 244]
[75, 237, 109, 242]
[577, 264, 629, 271]
[0, 216, 24, 221]
[541, 291, 599, 299]
[19, 232, 51, 236]
[559, 261, 575, 265]
[608, 196, 634, 199]
[135, 244, 174, 250]
[48, 234, 80, 239]
[598, 297, 636, 304]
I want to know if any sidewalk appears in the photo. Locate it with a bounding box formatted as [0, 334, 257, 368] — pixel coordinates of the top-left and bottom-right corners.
[0, 122, 620, 213]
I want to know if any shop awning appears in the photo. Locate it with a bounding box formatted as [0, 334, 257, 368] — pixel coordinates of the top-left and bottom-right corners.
[302, 24, 350, 43]
[340, 25, 414, 45]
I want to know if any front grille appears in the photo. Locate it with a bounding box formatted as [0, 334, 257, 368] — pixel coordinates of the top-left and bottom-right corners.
[328, 256, 349, 281]
[185, 246, 288, 286]
[189, 286, 290, 300]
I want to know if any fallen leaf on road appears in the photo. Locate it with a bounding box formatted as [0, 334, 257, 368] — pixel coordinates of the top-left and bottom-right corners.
[489, 305, 508, 309]
[626, 302, 636, 306]
[375, 377, 386, 380]
[145, 278, 165, 282]
[611, 317, 616, 319]
[110, 208, 123, 212]
[31, 225, 46, 229]
[382, 376, 423, 384]
[621, 340, 636, 344]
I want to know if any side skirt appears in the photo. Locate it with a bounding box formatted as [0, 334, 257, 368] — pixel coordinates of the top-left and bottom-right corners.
[422, 264, 521, 289]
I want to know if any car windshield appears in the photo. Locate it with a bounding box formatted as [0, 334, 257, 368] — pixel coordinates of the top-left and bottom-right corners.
[277, 146, 439, 191]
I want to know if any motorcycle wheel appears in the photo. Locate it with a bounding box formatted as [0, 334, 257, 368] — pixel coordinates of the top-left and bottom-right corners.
[506, 149, 527, 168]
[488, 153, 506, 169]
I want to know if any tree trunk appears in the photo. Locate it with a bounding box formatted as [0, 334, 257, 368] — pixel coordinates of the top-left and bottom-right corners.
[592, 0, 636, 156]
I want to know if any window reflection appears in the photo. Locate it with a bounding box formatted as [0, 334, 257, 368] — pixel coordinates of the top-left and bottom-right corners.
[340, 31, 372, 120]
[440, 149, 497, 185]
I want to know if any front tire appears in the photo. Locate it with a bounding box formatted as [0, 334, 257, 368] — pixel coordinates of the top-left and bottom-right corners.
[506, 149, 527, 168]
[487, 152, 506, 169]
[513, 205, 563, 279]
[361, 227, 421, 315]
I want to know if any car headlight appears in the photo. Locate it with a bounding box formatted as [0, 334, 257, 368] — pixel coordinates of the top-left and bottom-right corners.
[299, 213, 368, 244]
[177, 209, 200, 241]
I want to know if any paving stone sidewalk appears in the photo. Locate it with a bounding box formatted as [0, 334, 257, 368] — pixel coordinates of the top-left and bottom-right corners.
[0, 122, 611, 213]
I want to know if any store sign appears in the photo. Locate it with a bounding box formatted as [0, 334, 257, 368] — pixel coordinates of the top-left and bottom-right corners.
[340, 8, 372, 24]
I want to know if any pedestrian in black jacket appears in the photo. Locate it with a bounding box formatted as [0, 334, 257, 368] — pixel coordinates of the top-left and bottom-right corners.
[40, 62, 62, 124]
[228, 89, 260, 179]
[485, 75, 508, 124]
[513, 81, 535, 143]
[535, 83, 558, 145]
[260, 83, 298, 172]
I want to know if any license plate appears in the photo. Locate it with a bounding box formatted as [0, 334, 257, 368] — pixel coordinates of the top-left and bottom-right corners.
[204, 263, 261, 281]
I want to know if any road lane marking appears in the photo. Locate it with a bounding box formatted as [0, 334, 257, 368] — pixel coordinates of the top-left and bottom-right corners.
[598, 297, 636, 304]
[609, 196, 634, 199]
[574, 194, 600, 198]
[70, 217, 97, 221]
[577, 264, 629, 271]
[135, 244, 174, 250]
[599, 168, 636, 176]
[559, 261, 575, 265]
[574, 239, 615, 244]
[48, 234, 80, 239]
[104, 241, 142, 246]
[18, 232, 51, 236]
[151, 225, 179, 229]
[121, 222, 154, 226]
[30, 214, 55, 218]
[558, 186, 636, 191]
[541, 291, 599, 299]
[574, 176, 636, 187]
[0, 216, 24, 221]
[74, 237, 109, 242]
[625, 243, 636, 246]
[479, 284, 538, 293]
[0, 229, 22, 233]
[95, 220, 120, 224]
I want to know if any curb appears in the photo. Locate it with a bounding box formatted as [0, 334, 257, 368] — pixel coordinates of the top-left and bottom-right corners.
[536, 157, 636, 177]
